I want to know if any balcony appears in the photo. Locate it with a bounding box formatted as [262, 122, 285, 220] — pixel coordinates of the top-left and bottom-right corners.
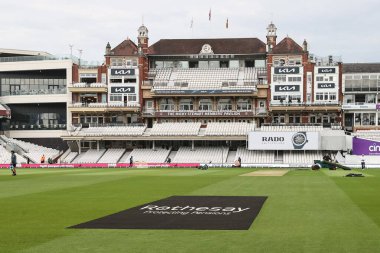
[342, 102, 377, 110]
[2, 88, 66, 96]
[269, 101, 341, 112]
[9, 124, 67, 130]
[68, 102, 140, 112]
[68, 83, 107, 93]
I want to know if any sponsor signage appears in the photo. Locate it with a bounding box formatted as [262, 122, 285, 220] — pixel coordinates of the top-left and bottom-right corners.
[70, 196, 267, 230]
[342, 104, 377, 110]
[274, 67, 300, 74]
[110, 86, 135, 93]
[352, 137, 380, 155]
[248, 131, 320, 150]
[274, 85, 300, 92]
[155, 111, 254, 117]
[110, 69, 135, 76]
[318, 68, 336, 74]
[317, 83, 335, 89]
[154, 89, 255, 95]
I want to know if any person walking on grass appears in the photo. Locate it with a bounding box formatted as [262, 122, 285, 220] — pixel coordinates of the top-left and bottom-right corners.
[129, 156, 133, 167]
[10, 150, 17, 176]
[361, 154, 365, 170]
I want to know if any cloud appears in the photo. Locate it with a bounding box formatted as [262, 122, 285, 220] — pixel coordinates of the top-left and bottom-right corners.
[0, 0, 379, 63]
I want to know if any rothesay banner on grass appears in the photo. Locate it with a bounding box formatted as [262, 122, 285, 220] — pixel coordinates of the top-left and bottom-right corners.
[70, 196, 267, 230]
[248, 131, 320, 150]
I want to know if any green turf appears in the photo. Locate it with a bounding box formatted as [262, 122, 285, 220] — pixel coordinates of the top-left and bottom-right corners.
[1, 167, 380, 253]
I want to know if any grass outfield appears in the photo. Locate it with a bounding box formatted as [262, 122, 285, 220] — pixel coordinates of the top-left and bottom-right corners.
[1, 167, 380, 253]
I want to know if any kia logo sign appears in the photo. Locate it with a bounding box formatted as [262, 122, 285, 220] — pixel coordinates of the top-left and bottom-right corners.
[274, 67, 300, 74]
[111, 87, 135, 93]
[274, 85, 300, 92]
[318, 68, 336, 74]
[110, 69, 135, 76]
[317, 83, 335, 89]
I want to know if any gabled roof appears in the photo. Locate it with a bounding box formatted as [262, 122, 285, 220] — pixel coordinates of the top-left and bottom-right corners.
[343, 63, 380, 73]
[271, 37, 304, 54]
[148, 38, 266, 55]
[109, 39, 138, 56]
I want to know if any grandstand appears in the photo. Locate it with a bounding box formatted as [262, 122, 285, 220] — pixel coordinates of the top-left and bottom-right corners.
[152, 68, 263, 91]
[172, 147, 229, 164]
[78, 125, 147, 137]
[61, 151, 78, 163]
[261, 125, 324, 132]
[97, 149, 125, 163]
[149, 122, 201, 136]
[205, 122, 255, 136]
[235, 148, 275, 164]
[1, 135, 60, 163]
[0, 145, 26, 164]
[353, 130, 380, 141]
[121, 148, 171, 163]
[283, 151, 323, 166]
[72, 149, 106, 163]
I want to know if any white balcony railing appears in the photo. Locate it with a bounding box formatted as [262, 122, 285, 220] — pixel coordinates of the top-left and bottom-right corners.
[69, 102, 140, 108]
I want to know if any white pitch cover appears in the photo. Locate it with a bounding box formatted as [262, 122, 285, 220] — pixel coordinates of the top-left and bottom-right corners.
[248, 132, 320, 150]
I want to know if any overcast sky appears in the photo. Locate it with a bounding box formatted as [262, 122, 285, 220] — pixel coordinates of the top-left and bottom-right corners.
[0, 0, 379, 64]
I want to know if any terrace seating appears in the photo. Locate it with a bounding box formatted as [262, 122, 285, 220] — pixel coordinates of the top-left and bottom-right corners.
[72, 149, 106, 163]
[283, 151, 322, 165]
[154, 68, 172, 81]
[235, 147, 275, 164]
[261, 125, 324, 132]
[79, 125, 147, 137]
[0, 145, 26, 164]
[354, 130, 380, 141]
[1, 136, 59, 163]
[205, 122, 255, 136]
[153, 68, 249, 90]
[149, 122, 201, 136]
[121, 148, 171, 163]
[172, 147, 229, 163]
[62, 152, 78, 163]
[97, 149, 125, 163]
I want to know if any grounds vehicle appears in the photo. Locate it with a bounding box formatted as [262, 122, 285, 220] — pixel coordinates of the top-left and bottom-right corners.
[312, 160, 351, 170]
[198, 164, 209, 170]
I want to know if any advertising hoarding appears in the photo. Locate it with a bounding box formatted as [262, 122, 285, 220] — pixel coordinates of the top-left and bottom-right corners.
[352, 137, 380, 155]
[248, 131, 320, 150]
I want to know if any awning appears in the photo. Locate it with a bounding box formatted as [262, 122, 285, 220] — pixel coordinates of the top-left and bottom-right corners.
[0, 104, 11, 119]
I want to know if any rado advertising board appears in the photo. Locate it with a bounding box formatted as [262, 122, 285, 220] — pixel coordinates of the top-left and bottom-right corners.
[111, 87, 136, 93]
[248, 131, 320, 150]
[274, 67, 300, 74]
[317, 83, 335, 89]
[318, 68, 336, 74]
[110, 69, 135, 76]
[274, 85, 300, 92]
